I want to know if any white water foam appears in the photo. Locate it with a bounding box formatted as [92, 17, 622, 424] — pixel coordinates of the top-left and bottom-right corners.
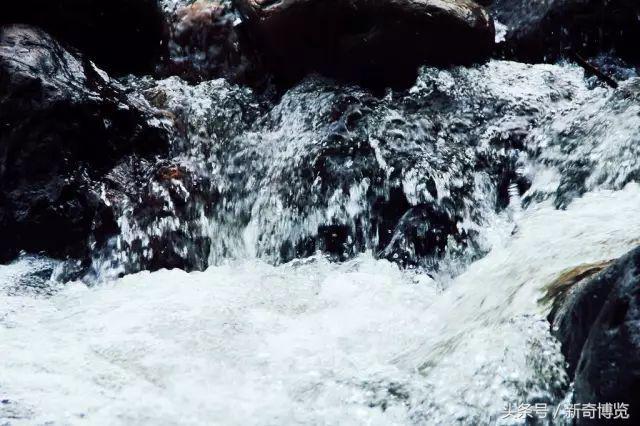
[3, 183, 640, 425]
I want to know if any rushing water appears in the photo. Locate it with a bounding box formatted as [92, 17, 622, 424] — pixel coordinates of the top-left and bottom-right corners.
[2, 59, 640, 425]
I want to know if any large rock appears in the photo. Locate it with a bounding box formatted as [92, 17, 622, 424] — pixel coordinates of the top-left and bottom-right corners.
[0, 25, 169, 262]
[490, 0, 640, 64]
[233, 0, 495, 89]
[546, 261, 614, 377]
[548, 248, 640, 424]
[1, 0, 167, 74]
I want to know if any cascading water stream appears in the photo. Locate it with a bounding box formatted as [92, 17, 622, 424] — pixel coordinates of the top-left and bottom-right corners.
[2, 58, 640, 425]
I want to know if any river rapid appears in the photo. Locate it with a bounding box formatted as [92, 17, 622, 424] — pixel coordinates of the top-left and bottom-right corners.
[2, 59, 640, 425]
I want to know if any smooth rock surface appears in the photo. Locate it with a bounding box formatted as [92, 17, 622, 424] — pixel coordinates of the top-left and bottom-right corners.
[549, 246, 640, 424]
[234, 0, 495, 89]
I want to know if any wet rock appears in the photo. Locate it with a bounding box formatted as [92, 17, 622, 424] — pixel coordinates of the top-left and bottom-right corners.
[489, 0, 640, 64]
[86, 75, 264, 276]
[0, 25, 169, 262]
[379, 203, 466, 268]
[1, 0, 167, 75]
[546, 260, 616, 377]
[234, 0, 495, 89]
[159, 0, 266, 86]
[90, 159, 215, 276]
[137, 162, 215, 272]
[548, 248, 640, 423]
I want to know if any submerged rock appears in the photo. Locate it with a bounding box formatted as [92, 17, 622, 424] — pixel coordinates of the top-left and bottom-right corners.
[0, 25, 169, 262]
[548, 248, 640, 423]
[490, 0, 640, 64]
[234, 0, 494, 89]
[1, 0, 167, 74]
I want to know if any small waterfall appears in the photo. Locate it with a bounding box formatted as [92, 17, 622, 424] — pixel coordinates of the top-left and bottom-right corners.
[90, 60, 639, 282]
[3, 58, 640, 424]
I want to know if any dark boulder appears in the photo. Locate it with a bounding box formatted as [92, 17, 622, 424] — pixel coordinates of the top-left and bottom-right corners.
[0, 25, 169, 262]
[548, 248, 640, 424]
[233, 0, 495, 89]
[547, 261, 615, 378]
[1, 0, 168, 74]
[489, 0, 640, 64]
